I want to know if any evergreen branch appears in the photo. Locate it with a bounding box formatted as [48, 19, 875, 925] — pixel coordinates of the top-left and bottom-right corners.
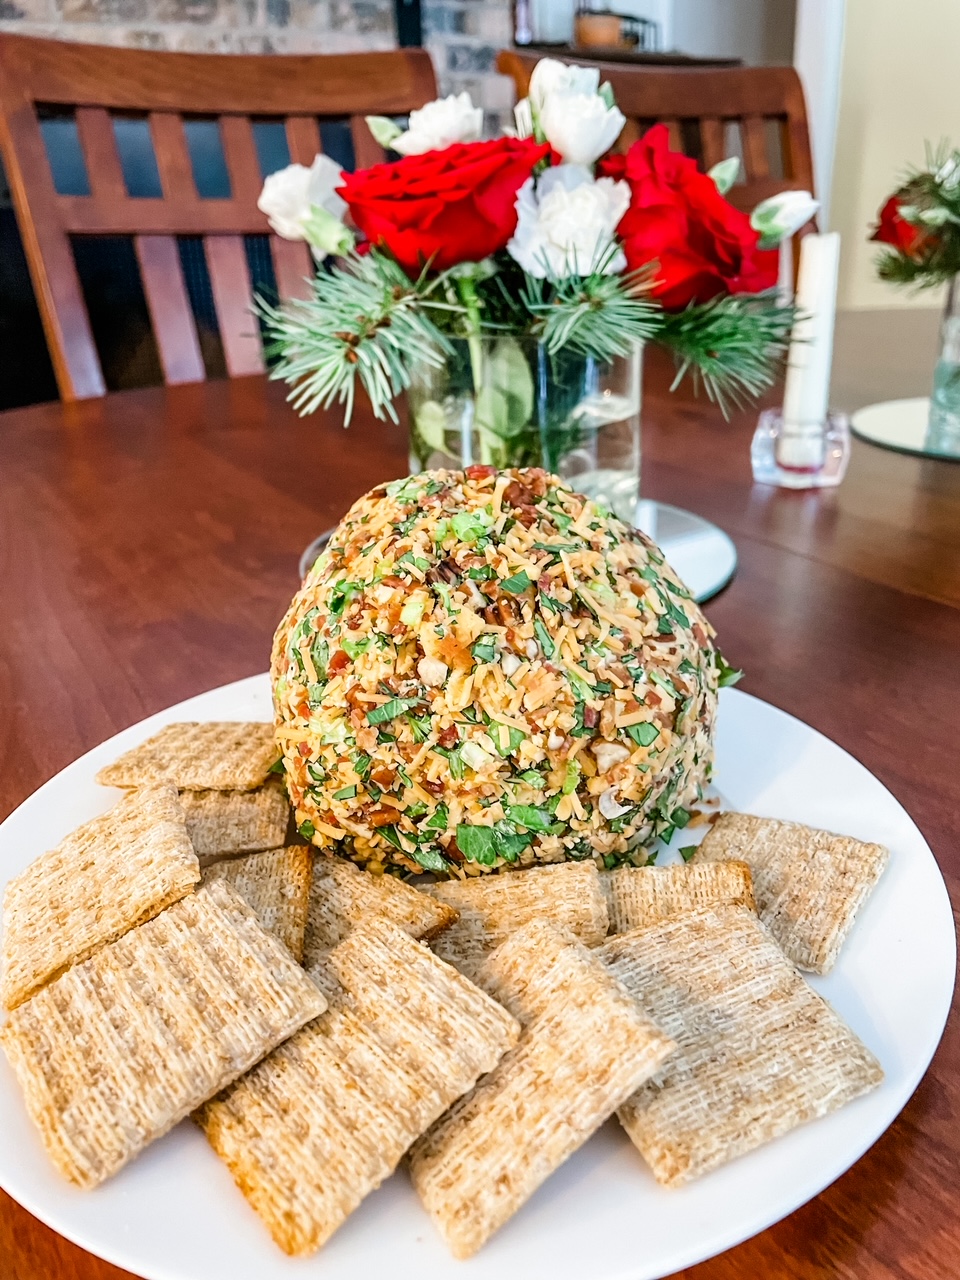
[520, 262, 661, 360]
[651, 292, 796, 415]
[258, 250, 460, 423]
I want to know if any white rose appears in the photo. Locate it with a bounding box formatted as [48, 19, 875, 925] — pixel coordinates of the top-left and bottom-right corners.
[392, 92, 483, 156]
[529, 58, 600, 111]
[514, 96, 534, 139]
[257, 154, 347, 243]
[540, 92, 625, 167]
[751, 190, 820, 246]
[507, 164, 629, 279]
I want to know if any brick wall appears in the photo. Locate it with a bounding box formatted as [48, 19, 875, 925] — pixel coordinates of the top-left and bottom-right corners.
[0, 0, 515, 120]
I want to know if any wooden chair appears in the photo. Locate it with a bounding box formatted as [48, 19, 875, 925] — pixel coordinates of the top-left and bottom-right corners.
[496, 51, 815, 213]
[0, 34, 437, 400]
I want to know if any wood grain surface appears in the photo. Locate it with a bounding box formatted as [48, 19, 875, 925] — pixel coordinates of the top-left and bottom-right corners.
[0, 353, 957, 1279]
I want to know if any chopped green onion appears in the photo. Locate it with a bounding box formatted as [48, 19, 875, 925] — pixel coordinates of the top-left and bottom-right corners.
[625, 721, 660, 748]
[333, 785, 357, 800]
[533, 617, 555, 658]
[412, 845, 449, 873]
[505, 804, 555, 833]
[501, 570, 533, 594]
[471, 635, 497, 664]
[298, 820, 316, 839]
[366, 696, 421, 725]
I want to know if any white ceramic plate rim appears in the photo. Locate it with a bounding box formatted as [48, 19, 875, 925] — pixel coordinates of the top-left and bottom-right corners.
[0, 675, 954, 1280]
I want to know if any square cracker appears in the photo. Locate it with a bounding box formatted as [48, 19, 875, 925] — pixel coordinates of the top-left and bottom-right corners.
[2, 784, 200, 1010]
[300, 855, 456, 967]
[598, 905, 883, 1187]
[196, 919, 520, 1257]
[693, 812, 889, 973]
[95, 722, 278, 791]
[409, 919, 675, 1259]
[203, 846, 312, 961]
[0, 880, 326, 1189]
[601, 861, 755, 935]
[427, 862, 610, 980]
[180, 778, 290, 862]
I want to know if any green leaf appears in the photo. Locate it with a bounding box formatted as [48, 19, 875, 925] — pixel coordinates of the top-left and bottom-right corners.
[301, 205, 353, 258]
[474, 338, 535, 443]
[367, 696, 421, 725]
[451, 511, 489, 543]
[501, 570, 533, 594]
[533, 617, 555, 658]
[679, 844, 698, 863]
[471, 635, 497, 664]
[490, 723, 525, 757]
[708, 156, 740, 194]
[268, 757, 285, 774]
[333, 785, 357, 800]
[342, 636, 370, 659]
[650, 670, 680, 700]
[422, 804, 449, 833]
[456, 825, 499, 865]
[365, 114, 403, 147]
[354, 754, 372, 777]
[413, 398, 448, 453]
[625, 721, 660, 748]
[716, 653, 744, 688]
[562, 758, 581, 794]
[412, 845, 449, 873]
[298, 820, 316, 839]
[505, 804, 554, 832]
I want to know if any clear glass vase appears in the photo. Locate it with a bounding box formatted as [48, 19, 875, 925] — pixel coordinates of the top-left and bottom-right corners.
[406, 336, 642, 523]
[928, 275, 960, 456]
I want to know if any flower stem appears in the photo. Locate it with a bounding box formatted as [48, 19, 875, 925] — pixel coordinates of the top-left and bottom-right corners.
[456, 274, 488, 465]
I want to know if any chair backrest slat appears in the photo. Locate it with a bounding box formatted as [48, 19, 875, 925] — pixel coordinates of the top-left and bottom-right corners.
[135, 234, 206, 384]
[497, 51, 815, 211]
[204, 234, 265, 378]
[0, 34, 438, 400]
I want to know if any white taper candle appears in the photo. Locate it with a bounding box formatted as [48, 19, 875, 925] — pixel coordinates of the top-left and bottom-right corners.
[782, 231, 841, 432]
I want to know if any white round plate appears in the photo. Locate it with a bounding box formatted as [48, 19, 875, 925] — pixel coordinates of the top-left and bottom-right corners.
[851, 396, 960, 460]
[0, 675, 953, 1280]
[635, 501, 738, 603]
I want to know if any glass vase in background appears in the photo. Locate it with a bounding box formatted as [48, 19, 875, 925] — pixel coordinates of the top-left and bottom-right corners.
[407, 336, 642, 523]
[927, 274, 960, 456]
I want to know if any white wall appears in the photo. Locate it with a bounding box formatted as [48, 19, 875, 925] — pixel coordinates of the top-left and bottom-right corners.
[613, 0, 794, 62]
[831, 0, 960, 309]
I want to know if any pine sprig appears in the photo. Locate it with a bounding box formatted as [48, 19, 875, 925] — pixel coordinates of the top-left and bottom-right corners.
[259, 250, 460, 423]
[520, 263, 660, 359]
[652, 292, 796, 413]
[875, 144, 960, 289]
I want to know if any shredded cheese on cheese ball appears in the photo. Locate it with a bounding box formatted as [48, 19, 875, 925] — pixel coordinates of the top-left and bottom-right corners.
[271, 467, 727, 876]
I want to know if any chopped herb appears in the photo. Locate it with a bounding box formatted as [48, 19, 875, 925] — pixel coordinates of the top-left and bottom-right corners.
[593, 679, 613, 694]
[562, 759, 581, 794]
[538, 591, 562, 614]
[471, 635, 497, 664]
[367, 783, 382, 802]
[341, 636, 370, 659]
[533, 617, 555, 658]
[379, 824, 405, 850]
[625, 721, 660, 748]
[491, 723, 525, 757]
[679, 844, 698, 863]
[603, 853, 618, 870]
[640, 566, 660, 584]
[459, 705, 479, 724]
[451, 511, 489, 543]
[456, 822, 533, 865]
[501, 570, 533, 594]
[608, 807, 639, 834]
[434, 745, 464, 780]
[268, 757, 284, 774]
[397, 765, 413, 789]
[298, 820, 316, 839]
[553, 512, 573, 532]
[412, 845, 449, 873]
[650, 670, 680, 700]
[354, 754, 372, 778]
[385, 475, 422, 502]
[406, 801, 428, 819]
[671, 806, 691, 828]
[678, 658, 698, 676]
[571, 702, 591, 737]
[532, 541, 582, 553]
[505, 804, 555, 833]
[657, 615, 675, 637]
[517, 769, 544, 786]
[397, 551, 431, 573]
[666, 579, 692, 600]
[422, 804, 449, 833]
[408, 713, 433, 743]
[468, 564, 496, 581]
[333, 785, 357, 800]
[307, 762, 324, 783]
[400, 596, 427, 627]
[716, 653, 744, 688]
[366, 696, 421, 726]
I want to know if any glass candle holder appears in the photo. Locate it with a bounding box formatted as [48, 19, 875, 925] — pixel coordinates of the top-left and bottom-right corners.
[751, 408, 851, 490]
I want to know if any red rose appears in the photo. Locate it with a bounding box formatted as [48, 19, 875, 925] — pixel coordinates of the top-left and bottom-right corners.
[871, 194, 933, 260]
[599, 124, 778, 309]
[339, 137, 550, 276]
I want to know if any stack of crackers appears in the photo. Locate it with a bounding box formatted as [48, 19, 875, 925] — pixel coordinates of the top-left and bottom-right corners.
[1, 720, 890, 1261]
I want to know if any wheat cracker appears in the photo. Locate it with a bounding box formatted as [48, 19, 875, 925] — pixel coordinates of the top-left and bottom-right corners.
[301, 855, 456, 967]
[693, 812, 889, 973]
[409, 919, 675, 1259]
[96, 722, 278, 791]
[196, 919, 519, 1257]
[2, 784, 199, 1010]
[0, 881, 326, 1188]
[598, 904, 884, 1187]
[203, 845, 311, 960]
[601, 861, 755, 935]
[180, 778, 289, 862]
[427, 861, 609, 979]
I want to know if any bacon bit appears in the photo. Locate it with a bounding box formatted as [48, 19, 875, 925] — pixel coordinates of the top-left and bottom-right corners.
[329, 649, 350, 673]
[525, 469, 548, 497]
[497, 598, 520, 626]
[367, 808, 399, 827]
[646, 690, 662, 707]
[421, 778, 445, 795]
[538, 575, 553, 592]
[465, 464, 496, 480]
[370, 767, 396, 789]
[515, 506, 538, 528]
[368, 486, 387, 499]
[583, 704, 599, 729]
[297, 742, 312, 757]
[345, 611, 364, 631]
[628, 580, 645, 598]
[445, 838, 465, 862]
[381, 575, 405, 589]
[438, 724, 460, 749]
[503, 481, 530, 507]
[693, 623, 708, 646]
[481, 580, 501, 601]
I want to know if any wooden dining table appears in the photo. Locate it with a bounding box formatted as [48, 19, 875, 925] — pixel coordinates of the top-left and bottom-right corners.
[0, 342, 958, 1280]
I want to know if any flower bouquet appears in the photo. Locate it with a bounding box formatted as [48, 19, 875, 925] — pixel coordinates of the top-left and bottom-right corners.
[872, 144, 960, 447]
[259, 60, 807, 515]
